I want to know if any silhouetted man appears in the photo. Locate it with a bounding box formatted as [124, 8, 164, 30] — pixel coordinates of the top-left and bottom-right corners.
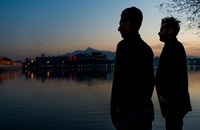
[155, 16, 192, 130]
[110, 6, 154, 130]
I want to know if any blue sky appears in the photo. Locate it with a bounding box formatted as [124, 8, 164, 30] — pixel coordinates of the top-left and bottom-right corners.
[0, 0, 200, 61]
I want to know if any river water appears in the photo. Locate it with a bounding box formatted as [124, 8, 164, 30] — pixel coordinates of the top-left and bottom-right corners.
[0, 69, 199, 130]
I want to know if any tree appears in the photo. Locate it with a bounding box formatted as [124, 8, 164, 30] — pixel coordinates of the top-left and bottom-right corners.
[158, 0, 200, 36]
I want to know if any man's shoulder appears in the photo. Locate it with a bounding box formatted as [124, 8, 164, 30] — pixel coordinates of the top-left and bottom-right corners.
[117, 39, 125, 47]
[140, 40, 153, 50]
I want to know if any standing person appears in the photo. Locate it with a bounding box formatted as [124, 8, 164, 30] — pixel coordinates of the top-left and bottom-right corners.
[155, 16, 192, 130]
[110, 6, 154, 130]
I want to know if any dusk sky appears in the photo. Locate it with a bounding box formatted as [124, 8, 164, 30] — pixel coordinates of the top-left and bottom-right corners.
[1, 0, 200, 61]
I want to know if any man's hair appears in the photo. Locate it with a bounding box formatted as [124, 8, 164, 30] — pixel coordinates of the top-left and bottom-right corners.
[121, 6, 143, 31]
[161, 16, 181, 36]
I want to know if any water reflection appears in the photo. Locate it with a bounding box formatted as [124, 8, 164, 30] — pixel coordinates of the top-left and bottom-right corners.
[0, 68, 200, 130]
[0, 69, 22, 84]
[23, 69, 114, 85]
[2, 66, 200, 86]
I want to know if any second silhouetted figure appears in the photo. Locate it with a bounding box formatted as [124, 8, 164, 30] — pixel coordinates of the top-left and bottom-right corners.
[155, 16, 192, 130]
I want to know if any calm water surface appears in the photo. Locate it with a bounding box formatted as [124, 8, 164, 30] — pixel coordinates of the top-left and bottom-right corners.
[0, 70, 199, 130]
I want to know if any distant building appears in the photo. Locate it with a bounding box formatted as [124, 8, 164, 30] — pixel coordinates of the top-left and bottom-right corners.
[0, 57, 22, 71]
[23, 52, 114, 71]
[153, 56, 200, 71]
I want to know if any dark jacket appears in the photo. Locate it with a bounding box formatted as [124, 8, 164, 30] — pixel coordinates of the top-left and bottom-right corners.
[155, 37, 192, 118]
[110, 32, 154, 113]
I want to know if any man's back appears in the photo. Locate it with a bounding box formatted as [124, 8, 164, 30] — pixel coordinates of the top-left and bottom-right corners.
[112, 33, 154, 110]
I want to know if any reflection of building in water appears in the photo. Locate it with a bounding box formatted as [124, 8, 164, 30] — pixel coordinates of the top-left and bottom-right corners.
[0, 57, 23, 84]
[0, 71, 22, 84]
[23, 69, 114, 85]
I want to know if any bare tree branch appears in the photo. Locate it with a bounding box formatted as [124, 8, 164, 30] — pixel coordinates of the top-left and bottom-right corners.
[158, 0, 200, 36]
